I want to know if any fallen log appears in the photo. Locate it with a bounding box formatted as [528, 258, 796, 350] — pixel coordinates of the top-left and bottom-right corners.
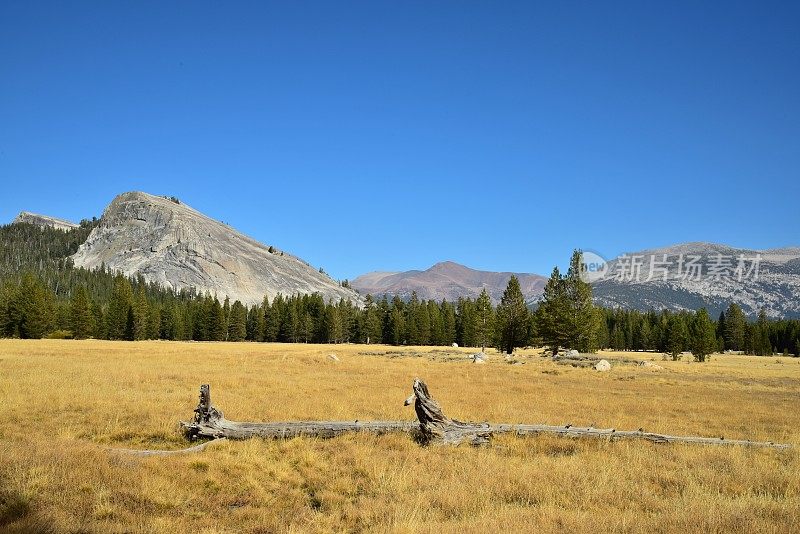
[405, 378, 791, 448]
[179, 380, 791, 450]
[181, 384, 415, 441]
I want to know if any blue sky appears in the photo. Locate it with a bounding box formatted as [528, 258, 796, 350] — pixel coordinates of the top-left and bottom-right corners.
[1, 1, 798, 280]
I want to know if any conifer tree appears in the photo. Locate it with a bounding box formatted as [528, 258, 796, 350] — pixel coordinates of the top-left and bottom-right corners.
[16, 273, 53, 339]
[428, 300, 445, 345]
[536, 267, 569, 355]
[754, 309, 772, 356]
[564, 250, 599, 352]
[667, 314, 688, 360]
[70, 285, 93, 339]
[475, 288, 494, 352]
[227, 300, 247, 342]
[90, 300, 104, 339]
[209, 298, 226, 341]
[691, 308, 716, 362]
[132, 286, 149, 340]
[441, 300, 457, 345]
[724, 303, 746, 351]
[362, 295, 382, 344]
[389, 297, 405, 345]
[106, 274, 133, 340]
[716, 310, 726, 351]
[495, 275, 529, 354]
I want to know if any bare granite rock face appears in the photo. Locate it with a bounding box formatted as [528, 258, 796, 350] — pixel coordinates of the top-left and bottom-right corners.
[71, 192, 361, 306]
[13, 211, 78, 231]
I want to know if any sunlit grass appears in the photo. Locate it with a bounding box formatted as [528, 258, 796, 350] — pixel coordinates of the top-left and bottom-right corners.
[1, 340, 798, 532]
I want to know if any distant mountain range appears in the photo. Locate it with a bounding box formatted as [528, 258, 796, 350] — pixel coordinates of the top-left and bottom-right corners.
[591, 242, 800, 318]
[351, 262, 547, 305]
[10, 196, 800, 317]
[352, 244, 800, 317]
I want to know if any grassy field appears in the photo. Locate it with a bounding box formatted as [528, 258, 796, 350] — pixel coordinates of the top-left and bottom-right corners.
[1, 340, 798, 533]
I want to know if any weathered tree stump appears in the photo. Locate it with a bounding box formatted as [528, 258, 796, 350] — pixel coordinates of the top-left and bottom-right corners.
[405, 378, 492, 445]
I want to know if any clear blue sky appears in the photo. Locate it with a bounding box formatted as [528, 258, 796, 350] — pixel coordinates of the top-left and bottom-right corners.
[2, 1, 798, 280]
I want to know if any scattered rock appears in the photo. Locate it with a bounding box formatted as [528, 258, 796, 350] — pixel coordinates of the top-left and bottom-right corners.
[594, 359, 611, 372]
[451, 343, 459, 348]
[639, 361, 663, 370]
[327, 354, 339, 362]
[566, 349, 579, 357]
[472, 353, 487, 364]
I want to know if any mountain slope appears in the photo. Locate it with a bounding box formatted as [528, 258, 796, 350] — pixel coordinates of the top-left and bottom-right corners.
[352, 261, 547, 304]
[592, 242, 800, 318]
[13, 211, 78, 231]
[71, 192, 359, 305]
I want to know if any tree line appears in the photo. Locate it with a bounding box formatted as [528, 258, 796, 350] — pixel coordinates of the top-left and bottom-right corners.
[1, 222, 798, 356]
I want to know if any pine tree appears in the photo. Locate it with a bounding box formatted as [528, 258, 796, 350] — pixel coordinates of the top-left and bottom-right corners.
[16, 273, 53, 339]
[716, 310, 726, 350]
[428, 300, 445, 345]
[324, 303, 343, 343]
[389, 297, 405, 345]
[106, 274, 133, 340]
[691, 308, 716, 362]
[70, 285, 93, 339]
[227, 300, 247, 342]
[456, 297, 477, 347]
[132, 286, 149, 340]
[405, 292, 421, 344]
[634, 317, 651, 351]
[209, 298, 226, 341]
[441, 300, 457, 345]
[264, 296, 280, 342]
[147, 303, 161, 339]
[536, 267, 569, 355]
[754, 309, 772, 356]
[362, 295, 382, 344]
[90, 300, 104, 339]
[564, 250, 599, 352]
[222, 297, 231, 339]
[413, 298, 431, 345]
[475, 288, 494, 352]
[667, 314, 688, 360]
[495, 275, 529, 354]
[724, 303, 746, 351]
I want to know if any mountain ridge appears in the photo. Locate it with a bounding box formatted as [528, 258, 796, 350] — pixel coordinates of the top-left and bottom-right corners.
[13, 211, 78, 231]
[592, 242, 800, 318]
[352, 261, 547, 304]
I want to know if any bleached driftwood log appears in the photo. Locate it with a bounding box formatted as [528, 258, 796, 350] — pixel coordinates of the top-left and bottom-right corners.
[180, 381, 791, 450]
[404, 378, 791, 448]
[181, 384, 415, 441]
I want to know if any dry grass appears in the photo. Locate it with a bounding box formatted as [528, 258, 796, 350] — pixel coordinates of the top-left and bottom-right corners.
[0, 340, 798, 533]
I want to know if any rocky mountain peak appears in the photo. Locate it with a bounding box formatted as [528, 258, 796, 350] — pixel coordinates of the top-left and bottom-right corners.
[13, 211, 78, 231]
[71, 191, 360, 306]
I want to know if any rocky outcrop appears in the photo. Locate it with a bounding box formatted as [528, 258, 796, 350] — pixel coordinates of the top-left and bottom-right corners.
[13, 211, 78, 231]
[71, 192, 360, 306]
